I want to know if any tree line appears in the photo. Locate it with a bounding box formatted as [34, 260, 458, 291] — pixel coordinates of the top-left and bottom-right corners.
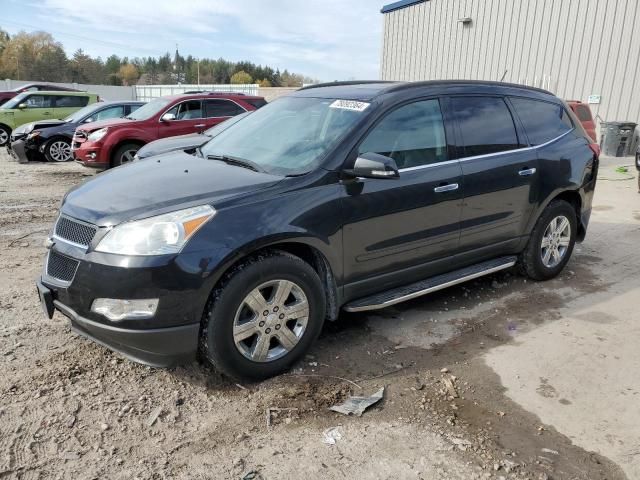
[0, 28, 318, 87]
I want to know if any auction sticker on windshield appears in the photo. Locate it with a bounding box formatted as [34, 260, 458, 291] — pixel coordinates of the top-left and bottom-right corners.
[329, 100, 370, 112]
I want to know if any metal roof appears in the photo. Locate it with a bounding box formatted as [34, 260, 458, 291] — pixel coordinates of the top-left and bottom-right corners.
[381, 0, 427, 14]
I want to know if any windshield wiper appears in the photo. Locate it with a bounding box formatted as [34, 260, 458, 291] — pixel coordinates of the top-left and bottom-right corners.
[206, 154, 265, 173]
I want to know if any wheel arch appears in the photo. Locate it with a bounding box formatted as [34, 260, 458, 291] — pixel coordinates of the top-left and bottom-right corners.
[110, 138, 146, 166]
[530, 189, 584, 241]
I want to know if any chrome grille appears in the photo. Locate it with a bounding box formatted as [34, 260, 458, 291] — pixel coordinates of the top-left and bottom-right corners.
[47, 251, 79, 283]
[54, 216, 97, 247]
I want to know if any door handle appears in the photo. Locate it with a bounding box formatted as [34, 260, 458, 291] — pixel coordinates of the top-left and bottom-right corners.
[194, 124, 205, 128]
[434, 183, 459, 193]
[518, 167, 537, 176]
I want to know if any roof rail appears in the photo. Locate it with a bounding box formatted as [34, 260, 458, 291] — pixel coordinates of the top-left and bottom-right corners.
[382, 80, 553, 96]
[299, 80, 397, 91]
[181, 91, 247, 96]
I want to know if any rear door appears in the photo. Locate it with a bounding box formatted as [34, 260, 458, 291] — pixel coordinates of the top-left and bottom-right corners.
[448, 96, 538, 254]
[203, 99, 247, 129]
[341, 98, 463, 297]
[53, 95, 89, 119]
[15, 94, 56, 125]
[158, 100, 204, 138]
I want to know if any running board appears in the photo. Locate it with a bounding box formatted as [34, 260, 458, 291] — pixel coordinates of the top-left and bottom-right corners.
[343, 256, 517, 312]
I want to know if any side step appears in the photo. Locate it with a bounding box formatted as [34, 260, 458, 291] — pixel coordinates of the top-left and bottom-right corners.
[343, 256, 517, 312]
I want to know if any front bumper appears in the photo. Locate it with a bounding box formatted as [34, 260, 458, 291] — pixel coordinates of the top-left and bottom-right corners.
[38, 238, 231, 367]
[72, 140, 109, 168]
[8, 139, 31, 163]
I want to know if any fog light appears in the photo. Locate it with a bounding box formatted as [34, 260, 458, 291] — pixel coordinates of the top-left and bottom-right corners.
[91, 298, 158, 322]
[88, 152, 97, 159]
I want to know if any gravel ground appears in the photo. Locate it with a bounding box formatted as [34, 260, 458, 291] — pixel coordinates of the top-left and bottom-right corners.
[0, 151, 633, 480]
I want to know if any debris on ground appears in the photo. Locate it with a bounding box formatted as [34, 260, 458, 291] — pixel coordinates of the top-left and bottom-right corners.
[329, 387, 384, 416]
[322, 427, 343, 445]
[440, 375, 459, 398]
[146, 406, 163, 427]
[265, 407, 298, 427]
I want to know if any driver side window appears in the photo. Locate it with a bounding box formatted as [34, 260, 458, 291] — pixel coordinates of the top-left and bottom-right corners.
[23, 95, 54, 108]
[358, 99, 447, 169]
[166, 100, 203, 120]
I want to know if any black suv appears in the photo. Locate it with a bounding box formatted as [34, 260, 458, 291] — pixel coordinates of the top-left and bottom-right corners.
[37, 81, 599, 380]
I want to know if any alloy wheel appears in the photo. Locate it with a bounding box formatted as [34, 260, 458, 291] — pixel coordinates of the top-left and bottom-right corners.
[120, 149, 138, 164]
[233, 279, 309, 362]
[0, 129, 8, 146]
[49, 140, 72, 162]
[540, 215, 571, 268]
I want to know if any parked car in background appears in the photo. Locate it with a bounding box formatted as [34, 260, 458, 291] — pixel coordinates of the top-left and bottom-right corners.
[73, 92, 267, 169]
[7, 101, 144, 163]
[636, 145, 640, 192]
[37, 80, 599, 381]
[134, 111, 251, 161]
[0, 91, 99, 147]
[567, 100, 596, 142]
[0, 83, 81, 107]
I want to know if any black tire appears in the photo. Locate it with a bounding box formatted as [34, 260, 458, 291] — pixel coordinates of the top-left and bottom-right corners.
[518, 199, 577, 281]
[44, 138, 72, 162]
[201, 250, 326, 381]
[112, 143, 140, 167]
[0, 125, 11, 147]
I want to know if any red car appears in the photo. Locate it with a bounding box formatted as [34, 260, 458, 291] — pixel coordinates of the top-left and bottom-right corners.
[0, 83, 80, 106]
[567, 100, 596, 142]
[73, 93, 267, 168]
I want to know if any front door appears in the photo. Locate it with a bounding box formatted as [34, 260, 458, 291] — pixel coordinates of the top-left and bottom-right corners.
[158, 100, 205, 138]
[448, 96, 539, 254]
[341, 98, 463, 298]
[16, 94, 55, 124]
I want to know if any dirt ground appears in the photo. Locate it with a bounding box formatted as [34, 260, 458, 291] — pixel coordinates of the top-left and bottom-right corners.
[0, 151, 637, 480]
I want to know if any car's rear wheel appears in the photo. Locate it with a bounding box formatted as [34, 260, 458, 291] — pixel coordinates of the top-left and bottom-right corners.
[519, 200, 577, 280]
[201, 251, 326, 381]
[45, 139, 72, 162]
[112, 143, 140, 167]
[0, 125, 11, 146]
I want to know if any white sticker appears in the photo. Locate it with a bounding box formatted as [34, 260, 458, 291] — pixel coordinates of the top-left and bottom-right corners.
[329, 99, 370, 112]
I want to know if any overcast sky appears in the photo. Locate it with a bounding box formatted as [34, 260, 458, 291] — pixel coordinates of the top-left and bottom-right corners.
[2, 0, 385, 81]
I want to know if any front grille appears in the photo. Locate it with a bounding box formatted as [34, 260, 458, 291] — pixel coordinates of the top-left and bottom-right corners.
[47, 251, 79, 283]
[54, 216, 97, 247]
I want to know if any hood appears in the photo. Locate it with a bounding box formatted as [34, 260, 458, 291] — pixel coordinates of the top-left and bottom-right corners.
[76, 117, 134, 132]
[137, 133, 207, 159]
[14, 119, 69, 134]
[61, 151, 283, 226]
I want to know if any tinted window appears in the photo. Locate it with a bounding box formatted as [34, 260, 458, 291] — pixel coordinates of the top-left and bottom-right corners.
[205, 99, 245, 117]
[574, 105, 593, 122]
[23, 94, 54, 108]
[451, 96, 521, 156]
[245, 98, 267, 109]
[125, 104, 143, 115]
[56, 95, 89, 107]
[167, 100, 202, 120]
[359, 99, 447, 169]
[92, 106, 124, 121]
[510, 97, 574, 145]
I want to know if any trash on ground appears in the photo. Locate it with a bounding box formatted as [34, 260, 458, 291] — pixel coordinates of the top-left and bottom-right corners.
[441, 375, 459, 398]
[322, 426, 342, 445]
[541, 448, 559, 455]
[329, 387, 384, 416]
[147, 406, 163, 427]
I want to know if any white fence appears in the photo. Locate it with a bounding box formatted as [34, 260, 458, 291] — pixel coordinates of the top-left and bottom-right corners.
[135, 84, 259, 101]
[2, 79, 136, 101]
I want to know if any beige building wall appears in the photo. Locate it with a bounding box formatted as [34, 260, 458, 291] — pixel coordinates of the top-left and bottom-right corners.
[381, 0, 640, 128]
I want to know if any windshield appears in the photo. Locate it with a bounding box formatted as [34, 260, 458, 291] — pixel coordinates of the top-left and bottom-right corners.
[1, 92, 29, 109]
[63, 103, 101, 122]
[203, 111, 251, 137]
[200, 96, 370, 175]
[126, 97, 170, 120]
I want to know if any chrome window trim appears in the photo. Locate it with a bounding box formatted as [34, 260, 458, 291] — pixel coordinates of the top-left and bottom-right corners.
[158, 98, 247, 123]
[397, 128, 574, 173]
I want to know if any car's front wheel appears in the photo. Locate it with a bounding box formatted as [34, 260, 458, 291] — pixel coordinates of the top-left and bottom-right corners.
[0, 125, 11, 147]
[112, 143, 141, 167]
[519, 199, 577, 280]
[201, 251, 326, 381]
[45, 139, 72, 162]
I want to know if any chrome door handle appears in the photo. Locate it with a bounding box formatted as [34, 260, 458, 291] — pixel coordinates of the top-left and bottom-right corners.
[194, 124, 206, 128]
[434, 183, 459, 193]
[519, 167, 537, 176]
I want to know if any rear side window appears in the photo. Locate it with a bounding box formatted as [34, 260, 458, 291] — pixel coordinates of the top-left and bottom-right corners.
[574, 105, 593, 122]
[56, 95, 89, 107]
[358, 99, 448, 169]
[450, 97, 522, 157]
[93, 105, 124, 121]
[205, 99, 245, 117]
[510, 97, 574, 146]
[245, 98, 267, 109]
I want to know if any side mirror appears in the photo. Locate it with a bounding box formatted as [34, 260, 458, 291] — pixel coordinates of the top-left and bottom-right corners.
[84, 117, 94, 123]
[161, 113, 176, 122]
[17, 103, 27, 110]
[345, 152, 400, 179]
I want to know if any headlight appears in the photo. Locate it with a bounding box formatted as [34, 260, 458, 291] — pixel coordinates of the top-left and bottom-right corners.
[26, 124, 35, 133]
[87, 127, 108, 142]
[95, 205, 215, 255]
[26, 130, 40, 140]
